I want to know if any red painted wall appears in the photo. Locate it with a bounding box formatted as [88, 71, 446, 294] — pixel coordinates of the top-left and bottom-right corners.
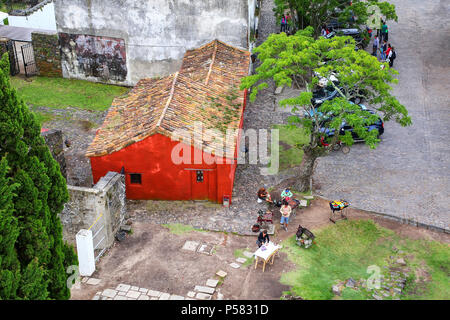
[89, 89, 248, 204]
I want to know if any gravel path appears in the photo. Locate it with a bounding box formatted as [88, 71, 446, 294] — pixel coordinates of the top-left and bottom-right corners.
[313, 0, 450, 231]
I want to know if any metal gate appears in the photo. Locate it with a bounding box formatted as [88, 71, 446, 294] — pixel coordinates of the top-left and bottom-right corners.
[6, 40, 19, 76]
[20, 43, 37, 77]
[88, 213, 108, 262]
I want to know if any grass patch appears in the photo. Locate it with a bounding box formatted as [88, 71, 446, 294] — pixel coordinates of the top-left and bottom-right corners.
[32, 110, 56, 126]
[234, 248, 254, 268]
[267, 124, 310, 174]
[162, 223, 198, 235]
[11, 76, 130, 111]
[280, 219, 450, 300]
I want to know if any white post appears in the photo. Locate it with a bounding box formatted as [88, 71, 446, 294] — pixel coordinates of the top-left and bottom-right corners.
[76, 229, 96, 277]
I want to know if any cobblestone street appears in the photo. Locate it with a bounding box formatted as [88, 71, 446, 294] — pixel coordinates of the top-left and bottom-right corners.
[313, 0, 450, 231]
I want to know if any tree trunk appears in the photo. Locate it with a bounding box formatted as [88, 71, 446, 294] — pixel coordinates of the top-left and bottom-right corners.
[275, 146, 319, 193]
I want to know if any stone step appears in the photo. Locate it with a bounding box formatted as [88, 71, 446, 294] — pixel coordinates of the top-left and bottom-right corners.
[194, 285, 215, 294]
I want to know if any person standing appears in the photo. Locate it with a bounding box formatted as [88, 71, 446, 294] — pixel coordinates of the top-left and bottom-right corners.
[372, 35, 379, 57]
[280, 200, 292, 231]
[380, 40, 388, 61]
[381, 22, 389, 42]
[280, 15, 286, 33]
[388, 46, 396, 67]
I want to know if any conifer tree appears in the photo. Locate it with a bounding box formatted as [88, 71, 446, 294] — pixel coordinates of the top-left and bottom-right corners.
[0, 53, 77, 300]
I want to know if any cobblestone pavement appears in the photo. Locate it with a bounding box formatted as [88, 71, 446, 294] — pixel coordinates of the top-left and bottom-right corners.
[313, 0, 450, 231]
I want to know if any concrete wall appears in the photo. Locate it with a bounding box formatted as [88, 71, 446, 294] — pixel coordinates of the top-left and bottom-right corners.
[60, 172, 126, 249]
[54, 0, 252, 86]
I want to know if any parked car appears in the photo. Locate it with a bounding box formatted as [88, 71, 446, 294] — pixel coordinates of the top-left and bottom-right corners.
[319, 104, 384, 141]
[311, 84, 340, 107]
[325, 28, 368, 50]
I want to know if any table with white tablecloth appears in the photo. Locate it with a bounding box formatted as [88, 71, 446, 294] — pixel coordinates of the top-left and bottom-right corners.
[253, 242, 281, 272]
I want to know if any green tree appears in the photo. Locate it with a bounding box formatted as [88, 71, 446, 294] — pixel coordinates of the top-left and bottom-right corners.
[241, 28, 411, 191]
[0, 53, 77, 300]
[0, 157, 21, 300]
[274, 0, 397, 38]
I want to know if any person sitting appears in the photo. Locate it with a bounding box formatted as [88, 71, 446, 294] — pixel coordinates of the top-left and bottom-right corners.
[256, 229, 270, 248]
[281, 188, 293, 201]
[257, 187, 272, 203]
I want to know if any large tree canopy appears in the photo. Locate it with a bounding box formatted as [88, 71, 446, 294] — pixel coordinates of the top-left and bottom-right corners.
[0, 53, 77, 300]
[274, 0, 398, 37]
[241, 27, 411, 191]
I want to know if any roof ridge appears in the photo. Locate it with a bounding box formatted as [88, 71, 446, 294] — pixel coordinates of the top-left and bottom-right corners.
[156, 72, 179, 128]
[204, 40, 218, 86]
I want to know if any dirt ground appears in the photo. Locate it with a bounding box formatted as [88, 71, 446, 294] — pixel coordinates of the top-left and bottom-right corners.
[70, 199, 449, 300]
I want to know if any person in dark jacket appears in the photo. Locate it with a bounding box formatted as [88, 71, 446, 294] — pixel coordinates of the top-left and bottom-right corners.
[256, 229, 270, 248]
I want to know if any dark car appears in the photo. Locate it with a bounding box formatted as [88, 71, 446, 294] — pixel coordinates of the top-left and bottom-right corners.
[319, 104, 384, 141]
[311, 84, 340, 107]
[325, 28, 367, 50]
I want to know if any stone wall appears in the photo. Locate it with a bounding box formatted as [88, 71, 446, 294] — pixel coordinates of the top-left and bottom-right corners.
[53, 0, 254, 86]
[60, 172, 126, 249]
[41, 129, 67, 178]
[31, 31, 62, 77]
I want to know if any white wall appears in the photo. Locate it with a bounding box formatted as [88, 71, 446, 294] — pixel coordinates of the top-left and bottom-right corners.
[54, 0, 250, 86]
[8, 1, 56, 31]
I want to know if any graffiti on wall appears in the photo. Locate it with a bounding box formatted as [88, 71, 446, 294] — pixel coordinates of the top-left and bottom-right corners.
[59, 33, 127, 82]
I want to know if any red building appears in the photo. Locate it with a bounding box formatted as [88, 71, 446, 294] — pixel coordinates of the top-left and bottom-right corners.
[86, 40, 251, 204]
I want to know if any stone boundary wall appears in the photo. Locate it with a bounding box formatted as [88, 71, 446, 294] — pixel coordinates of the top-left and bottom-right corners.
[41, 129, 67, 178]
[31, 31, 62, 77]
[60, 172, 126, 248]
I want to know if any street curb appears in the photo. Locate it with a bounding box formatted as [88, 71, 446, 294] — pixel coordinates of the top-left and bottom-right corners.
[314, 195, 450, 235]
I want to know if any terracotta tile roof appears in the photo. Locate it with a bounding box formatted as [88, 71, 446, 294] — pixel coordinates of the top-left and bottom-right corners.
[86, 40, 251, 158]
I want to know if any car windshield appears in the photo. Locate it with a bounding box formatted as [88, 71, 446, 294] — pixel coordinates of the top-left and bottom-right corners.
[313, 85, 335, 99]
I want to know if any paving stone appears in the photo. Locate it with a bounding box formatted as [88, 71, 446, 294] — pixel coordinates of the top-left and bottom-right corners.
[216, 270, 228, 278]
[138, 294, 150, 300]
[117, 291, 126, 296]
[230, 263, 240, 269]
[159, 293, 170, 300]
[187, 291, 196, 298]
[116, 284, 131, 292]
[243, 251, 254, 258]
[96, 291, 102, 296]
[139, 288, 148, 294]
[196, 293, 212, 300]
[126, 290, 141, 299]
[81, 277, 89, 283]
[299, 200, 308, 207]
[92, 295, 100, 300]
[169, 295, 185, 300]
[206, 279, 219, 288]
[194, 285, 215, 294]
[150, 297, 159, 300]
[101, 289, 117, 298]
[185, 298, 196, 300]
[236, 257, 247, 264]
[147, 290, 162, 297]
[182, 241, 200, 252]
[114, 295, 128, 300]
[217, 292, 224, 300]
[86, 278, 101, 286]
[131, 286, 139, 291]
[197, 243, 214, 255]
[303, 195, 314, 200]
